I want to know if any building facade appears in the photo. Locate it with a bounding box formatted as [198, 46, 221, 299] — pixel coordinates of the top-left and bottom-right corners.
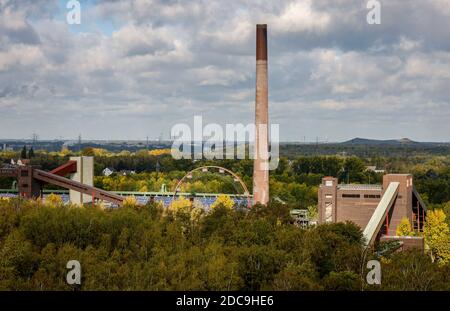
[318, 174, 427, 246]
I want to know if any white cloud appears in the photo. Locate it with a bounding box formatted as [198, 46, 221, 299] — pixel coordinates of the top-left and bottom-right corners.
[0, 0, 449, 141]
[271, 0, 330, 33]
[394, 37, 422, 52]
[0, 44, 44, 71]
[112, 24, 176, 57]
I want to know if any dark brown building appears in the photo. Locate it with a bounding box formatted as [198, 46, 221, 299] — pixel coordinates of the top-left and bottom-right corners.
[318, 174, 427, 247]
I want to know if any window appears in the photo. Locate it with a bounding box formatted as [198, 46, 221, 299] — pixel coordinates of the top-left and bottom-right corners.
[325, 202, 333, 223]
[364, 194, 381, 199]
[325, 180, 333, 186]
[21, 170, 28, 177]
[325, 194, 332, 199]
[342, 194, 360, 198]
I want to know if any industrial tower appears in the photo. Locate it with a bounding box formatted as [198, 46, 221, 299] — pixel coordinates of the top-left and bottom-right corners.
[253, 24, 269, 205]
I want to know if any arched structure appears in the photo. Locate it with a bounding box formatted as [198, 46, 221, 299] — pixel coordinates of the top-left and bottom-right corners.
[173, 166, 251, 208]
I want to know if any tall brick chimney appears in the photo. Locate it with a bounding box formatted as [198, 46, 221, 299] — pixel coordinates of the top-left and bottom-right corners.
[253, 24, 269, 205]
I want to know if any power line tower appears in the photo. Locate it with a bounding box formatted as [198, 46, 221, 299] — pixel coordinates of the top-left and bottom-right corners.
[78, 134, 82, 152]
[31, 133, 38, 146]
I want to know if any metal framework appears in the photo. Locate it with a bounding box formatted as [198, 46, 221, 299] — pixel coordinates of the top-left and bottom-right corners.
[33, 169, 124, 205]
[0, 161, 125, 205]
[173, 165, 251, 208]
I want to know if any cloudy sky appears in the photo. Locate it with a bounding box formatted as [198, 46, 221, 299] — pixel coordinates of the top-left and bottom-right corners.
[0, 0, 449, 142]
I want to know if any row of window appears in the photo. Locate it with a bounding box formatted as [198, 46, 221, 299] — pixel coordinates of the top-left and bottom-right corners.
[342, 194, 360, 198]
[340, 194, 381, 199]
[364, 194, 381, 199]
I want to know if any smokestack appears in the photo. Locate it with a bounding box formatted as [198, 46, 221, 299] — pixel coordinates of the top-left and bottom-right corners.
[253, 24, 269, 205]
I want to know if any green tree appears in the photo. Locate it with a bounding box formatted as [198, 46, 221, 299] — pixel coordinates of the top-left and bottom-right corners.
[340, 157, 366, 183]
[323, 271, 361, 291]
[81, 147, 95, 156]
[272, 261, 321, 290]
[380, 250, 450, 291]
[20, 146, 27, 159]
[28, 147, 35, 158]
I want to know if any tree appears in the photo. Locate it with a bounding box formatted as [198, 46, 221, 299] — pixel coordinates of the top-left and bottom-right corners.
[341, 157, 366, 183]
[20, 146, 27, 159]
[81, 147, 95, 156]
[272, 261, 321, 290]
[396, 217, 414, 236]
[307, 205, 318, 222]
[122, 196, 138, 208]
[28, 147, 35, 158]
[323, 271, 361, 291]
[45, 194, 63, 207]
[443, 201, 450, 226]
[424, 209, 450, 264]
[168, 196, 192, 215]
[210, 195, 235, 210]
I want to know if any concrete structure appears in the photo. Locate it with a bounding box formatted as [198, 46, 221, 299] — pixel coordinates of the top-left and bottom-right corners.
[363, 181, 399, 245]
[17, 164, 41, 198]
[253, 24, 269, 205]
[69, 156, 94, 204]
[318, 174, 427, 247]
[1, 158, 125, 205]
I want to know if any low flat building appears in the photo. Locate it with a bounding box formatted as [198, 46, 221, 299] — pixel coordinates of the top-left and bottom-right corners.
[102, 167, 115, 176]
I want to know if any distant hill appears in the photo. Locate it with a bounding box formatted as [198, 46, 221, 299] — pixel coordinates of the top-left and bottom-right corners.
[341, 137, 448, 146]
[280, 138, 450, 158]
[342, 137, 417, 145]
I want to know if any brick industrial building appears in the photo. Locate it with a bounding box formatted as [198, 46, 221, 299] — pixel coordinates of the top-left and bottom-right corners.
[318, 174, 427, 249]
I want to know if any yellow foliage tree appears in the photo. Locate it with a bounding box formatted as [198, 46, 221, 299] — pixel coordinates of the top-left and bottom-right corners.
[59, 146, 71, 157]
[210, 195, 235, 210]
[190, 207, 204, 222]
[139, 185, 149, 192]
[424, 209, 450, 265]
[92, 148, 111, 157]
[148, 149, 171, 156]
[123, 196, 138, 208]
[396, 217, 414, 236]
[45, 193, 63, 207]
[117, 150, 132, 157]
[169, 196, 192, 215]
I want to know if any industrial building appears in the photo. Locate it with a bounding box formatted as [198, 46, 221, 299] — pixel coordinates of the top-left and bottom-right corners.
[318, 174, 427, 249]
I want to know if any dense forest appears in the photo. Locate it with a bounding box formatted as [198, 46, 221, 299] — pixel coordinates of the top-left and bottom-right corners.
[0, 199, 448, 290]
[0, 148, 449, 290]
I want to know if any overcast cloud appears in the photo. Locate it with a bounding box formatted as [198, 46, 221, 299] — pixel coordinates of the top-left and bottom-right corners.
[0, 0, 449, 141]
